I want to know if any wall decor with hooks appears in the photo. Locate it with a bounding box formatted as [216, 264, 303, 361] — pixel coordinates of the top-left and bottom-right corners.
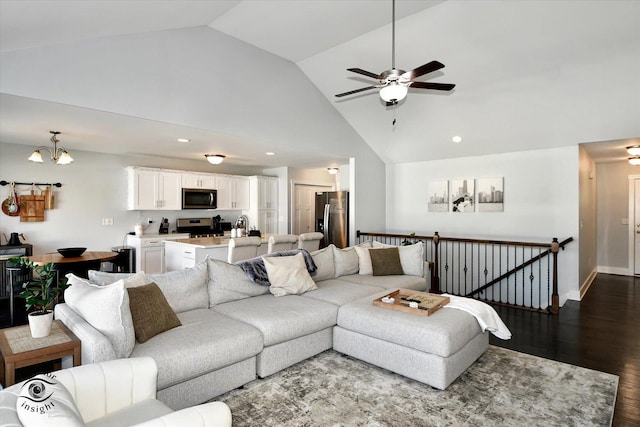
[0, 180, 62, 187]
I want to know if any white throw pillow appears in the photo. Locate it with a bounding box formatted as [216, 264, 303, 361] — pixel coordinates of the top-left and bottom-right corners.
[354, 246, 373, 275]
[64, 274, 135, 358]
[372, 241, 425, 277]
[264, 252, 318, 297]
[17, 374, 84, 427]
[310, 245, 335, 282]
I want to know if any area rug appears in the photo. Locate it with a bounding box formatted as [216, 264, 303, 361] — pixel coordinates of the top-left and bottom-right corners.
[216, 346, 618, 427]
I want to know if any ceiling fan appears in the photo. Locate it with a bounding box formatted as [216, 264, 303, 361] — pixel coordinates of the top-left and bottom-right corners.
[335, 0, 455, 106]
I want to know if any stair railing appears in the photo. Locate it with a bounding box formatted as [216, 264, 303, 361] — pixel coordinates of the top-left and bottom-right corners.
[356, 231, 573, 314]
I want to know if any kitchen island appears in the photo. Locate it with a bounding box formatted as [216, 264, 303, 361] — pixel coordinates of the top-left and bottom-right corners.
[164, 237, 231, 271]
[165, 235, 275, 271]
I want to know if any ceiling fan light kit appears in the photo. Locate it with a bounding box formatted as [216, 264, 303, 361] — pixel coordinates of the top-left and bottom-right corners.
[626, 145, 640, 156]
[205, 154, 225, 165]
[29, 131, 74, 165]
[335, 0, 455, 107]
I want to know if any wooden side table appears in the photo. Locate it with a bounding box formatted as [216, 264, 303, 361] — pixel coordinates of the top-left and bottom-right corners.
[0, 320, 81, 387]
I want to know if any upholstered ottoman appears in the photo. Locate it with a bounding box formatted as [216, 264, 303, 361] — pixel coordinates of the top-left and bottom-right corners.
[333, 290, 489, 390]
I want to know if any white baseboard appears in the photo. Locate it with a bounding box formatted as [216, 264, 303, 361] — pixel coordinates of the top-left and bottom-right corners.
[597, 265, 632, 276]
[579, 268, 598, 299]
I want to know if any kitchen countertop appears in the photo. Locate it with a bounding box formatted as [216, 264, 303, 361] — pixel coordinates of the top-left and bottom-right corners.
[164, 237, 231, 248]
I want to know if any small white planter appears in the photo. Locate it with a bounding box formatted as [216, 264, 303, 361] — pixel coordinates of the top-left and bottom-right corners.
[28, 311, 54, 338]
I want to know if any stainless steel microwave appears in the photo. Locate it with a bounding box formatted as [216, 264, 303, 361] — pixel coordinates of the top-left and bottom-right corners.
[182, 188, 217, 209]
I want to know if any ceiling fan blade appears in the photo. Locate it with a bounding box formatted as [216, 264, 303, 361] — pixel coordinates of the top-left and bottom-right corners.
[402, 61, 445, 80]
[335, 86, 378, 98]
[409, 81, 456, 91]
[347, 68, 381, 80]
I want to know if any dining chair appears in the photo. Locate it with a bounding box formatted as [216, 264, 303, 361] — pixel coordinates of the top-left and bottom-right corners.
[267, 234, 299, 254]
[227, 237, 262, 263]
[297, 232, 324, 252]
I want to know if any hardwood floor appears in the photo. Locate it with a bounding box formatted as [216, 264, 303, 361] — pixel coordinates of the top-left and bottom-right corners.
[1, 274, 638, 425]
[491, 273, 639, 427]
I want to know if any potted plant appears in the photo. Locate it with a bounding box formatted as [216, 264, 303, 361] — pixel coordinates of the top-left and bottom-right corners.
[8, 257, 68, 338]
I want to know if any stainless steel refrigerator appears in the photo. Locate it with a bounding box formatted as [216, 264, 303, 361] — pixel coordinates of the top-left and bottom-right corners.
[315, 191, 348, 248]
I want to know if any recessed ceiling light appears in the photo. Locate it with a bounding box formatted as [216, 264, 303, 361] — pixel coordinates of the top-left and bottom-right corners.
[177, 138, 190, 143]
[266, 152, 276, 156]
[452, 136, 463, 143]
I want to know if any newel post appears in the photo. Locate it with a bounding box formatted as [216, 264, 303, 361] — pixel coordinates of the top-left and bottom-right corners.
[430, 232, 441, 294]
[550, 237, 560, 314]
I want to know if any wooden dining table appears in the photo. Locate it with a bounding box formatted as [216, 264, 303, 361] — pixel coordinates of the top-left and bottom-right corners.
[24, 251, 118, 279]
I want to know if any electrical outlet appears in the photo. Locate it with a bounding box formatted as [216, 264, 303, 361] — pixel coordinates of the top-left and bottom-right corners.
[102, 218, 114, 226]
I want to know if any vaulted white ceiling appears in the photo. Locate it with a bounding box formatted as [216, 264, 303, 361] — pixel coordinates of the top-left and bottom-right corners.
[1, 0, 638, 167]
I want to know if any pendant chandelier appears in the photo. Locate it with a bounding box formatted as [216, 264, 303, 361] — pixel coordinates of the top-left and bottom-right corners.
[28, 131, 74, 165]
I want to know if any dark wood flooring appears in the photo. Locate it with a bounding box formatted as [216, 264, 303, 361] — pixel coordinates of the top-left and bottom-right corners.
[490, 273, 639, 427]
[1, 274, 638, 425]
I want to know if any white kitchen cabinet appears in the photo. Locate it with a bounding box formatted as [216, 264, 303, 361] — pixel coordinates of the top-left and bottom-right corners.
[128, 167, 182, 210]
[127, 233, 189, 274]
[181, 172, 216, 189]
[247, 176, 279, 234]
[216, 175, 250, 210]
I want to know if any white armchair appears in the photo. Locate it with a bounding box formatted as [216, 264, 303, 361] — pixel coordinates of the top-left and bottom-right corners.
[0, 357, 232, 427]
[227, 236, 262, 263]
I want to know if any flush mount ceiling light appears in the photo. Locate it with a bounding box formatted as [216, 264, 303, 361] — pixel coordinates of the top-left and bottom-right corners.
[266, 152, 276, 156]
[28, 131, 74, 165]
[204, 154, 225, 165]
[626, 145, 640, 156]
[327, 167, 339, 175]
[452, 135, 463, 143]
[629, 157, 640, 166]
[177, 138, 190, 143]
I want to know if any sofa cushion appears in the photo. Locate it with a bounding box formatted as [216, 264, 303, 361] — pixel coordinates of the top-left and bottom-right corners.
[301, 278, 385, 306]
[354, 246, 373, 275]
[213, 294, 338, 347]
[17, 374, 84, 427]
[338, 274, 427, 291]
[127, 283, 182, 343]
[333, 241, 371, 277]
[264, 252, 318, 297]
[87, 270, 148, 287]
[370, 247, 404, 276]
[372, 241, 425, 277]
[310, 245, 335, 282]
[236, 249, 317, 287]
[130, 309, 263, 390]
[207, 258, 269, 306]
[146, 260, 208, 313]
[64, 274, 135, 358]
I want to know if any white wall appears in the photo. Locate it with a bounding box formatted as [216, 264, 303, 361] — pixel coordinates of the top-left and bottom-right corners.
[596, 160, 637, 274]
[578, 146, 597, 294]
[385, 146, 580, 304]
[0, 142, 269, 254]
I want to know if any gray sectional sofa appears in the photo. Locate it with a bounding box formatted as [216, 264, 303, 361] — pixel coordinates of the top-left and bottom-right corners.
[54, 242, 485, 411]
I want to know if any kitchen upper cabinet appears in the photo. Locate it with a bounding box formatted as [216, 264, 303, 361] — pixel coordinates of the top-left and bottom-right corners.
[216, 175, 249, 210]
[257, 176, 278, 209]
[181, 172, 216, 189]
[128, 167, 181, 210]
[247, 176, 279, 234]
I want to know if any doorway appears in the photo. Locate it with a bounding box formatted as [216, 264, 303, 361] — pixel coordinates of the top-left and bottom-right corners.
[630, 176, 640, 275]
[292, 184, 332, 235]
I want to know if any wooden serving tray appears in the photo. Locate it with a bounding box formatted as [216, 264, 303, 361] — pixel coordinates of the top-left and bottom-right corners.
[373, 289, 450, 317]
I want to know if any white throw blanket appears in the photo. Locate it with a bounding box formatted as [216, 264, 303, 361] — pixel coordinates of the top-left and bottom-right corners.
[442, 294, 512, 340]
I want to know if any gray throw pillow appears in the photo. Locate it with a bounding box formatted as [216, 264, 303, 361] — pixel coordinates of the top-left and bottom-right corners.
[207, 258, 269, 306]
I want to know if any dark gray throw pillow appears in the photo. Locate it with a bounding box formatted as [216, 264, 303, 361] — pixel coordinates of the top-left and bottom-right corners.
[370, 247, 404, 276]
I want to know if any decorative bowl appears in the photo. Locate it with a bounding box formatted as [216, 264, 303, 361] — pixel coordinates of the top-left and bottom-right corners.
[57, 247, 87, 257]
